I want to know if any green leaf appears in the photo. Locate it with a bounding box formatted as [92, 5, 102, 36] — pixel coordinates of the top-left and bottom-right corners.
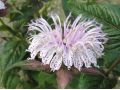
[69, 73, 117, 89]
[0, 19, 17, 36]
[0, 37, 28, 88]
[0, 38, 27, 71]
[30, 71, 57, 89]
[3, 71, 22, 89]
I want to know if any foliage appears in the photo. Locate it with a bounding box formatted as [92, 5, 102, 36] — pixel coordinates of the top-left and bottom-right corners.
[0, 0, 56, 89]
[69, 73, 117, 89]
[0, 0, 120, 89]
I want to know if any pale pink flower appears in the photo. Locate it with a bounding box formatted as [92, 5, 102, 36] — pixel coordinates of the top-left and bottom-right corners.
[27, 13, 108, 71]
[0, 0, 5, 10]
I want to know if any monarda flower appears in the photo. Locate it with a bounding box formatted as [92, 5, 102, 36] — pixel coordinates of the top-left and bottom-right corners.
[27, 13, 108, 71]
[0, 0, 5, 10]
[0, 0, 6, 17]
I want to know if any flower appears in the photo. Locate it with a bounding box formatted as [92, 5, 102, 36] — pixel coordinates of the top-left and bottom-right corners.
[0, 0, 6, 17]
[0, 0, 5, 10]
[27, 13, 108, 71]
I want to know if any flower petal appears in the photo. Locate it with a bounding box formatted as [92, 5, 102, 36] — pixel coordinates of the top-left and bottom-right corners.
[63, 49, 73, 69]
[50, 53, 62, 71]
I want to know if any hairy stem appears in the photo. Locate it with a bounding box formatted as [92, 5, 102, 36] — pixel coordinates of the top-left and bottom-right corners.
[56, 69, 73, 89]
[6, 60, 51, 73]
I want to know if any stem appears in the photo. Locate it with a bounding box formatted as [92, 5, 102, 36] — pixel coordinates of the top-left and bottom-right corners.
[6, 60, 51, 73]
[56, 69, 73, 89]
[106, 57, 120, 74]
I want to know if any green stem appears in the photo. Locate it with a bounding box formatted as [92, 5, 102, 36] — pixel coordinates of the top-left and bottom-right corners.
[106, 57, 120, 74]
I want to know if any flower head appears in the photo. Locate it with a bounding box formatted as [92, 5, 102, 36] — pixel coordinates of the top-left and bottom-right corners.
[0, 0, 5, 10]
[27, 13, 108, 71]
